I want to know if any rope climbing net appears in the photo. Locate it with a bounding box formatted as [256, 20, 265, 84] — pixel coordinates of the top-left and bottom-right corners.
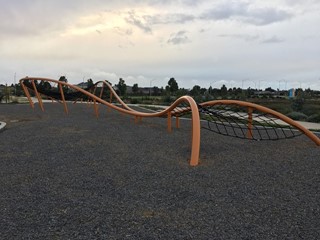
[199, 103, 303, 141]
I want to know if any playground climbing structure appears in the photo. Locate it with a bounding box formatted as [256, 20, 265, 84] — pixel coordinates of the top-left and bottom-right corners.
[20, 77, 320, 166]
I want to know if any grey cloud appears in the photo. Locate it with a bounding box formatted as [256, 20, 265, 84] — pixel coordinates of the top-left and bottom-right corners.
[132, 0, 204, 6]
[200, 2, 293, 26]
[144, 13, 194, 25]
[219, 33, 284, 44]
[167, 30, 190, 45]
[125, 11, 195, 33]
[261, 36, 284, 44]
[125, 11, 152, 33]
[201, 2, 248, 20]
[218, 34, 260, 42]
[246, 7, 292, 26]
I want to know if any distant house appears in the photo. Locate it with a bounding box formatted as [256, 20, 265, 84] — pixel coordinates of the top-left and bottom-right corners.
[126, 86, 133, 94]
[253, 90, 276, 97]
[0, 84, 5, 93]
[76, 82, 88, 89]
[288, 88, 295, 98]
[138, 87, 151, 95]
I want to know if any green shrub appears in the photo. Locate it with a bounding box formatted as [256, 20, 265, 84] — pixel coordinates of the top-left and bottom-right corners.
[302, 104, 320, 116]
[287, 111, 308, 121]
[307, 114, 320, 123]
[130, 98, 139, 104]
[161, 95, 174, 105]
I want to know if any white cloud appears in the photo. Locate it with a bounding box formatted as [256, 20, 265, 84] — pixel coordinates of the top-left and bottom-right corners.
[0, 0, 320, 90]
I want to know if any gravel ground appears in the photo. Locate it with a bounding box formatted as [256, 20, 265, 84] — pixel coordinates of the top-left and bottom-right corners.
[0, 103, 320, 239]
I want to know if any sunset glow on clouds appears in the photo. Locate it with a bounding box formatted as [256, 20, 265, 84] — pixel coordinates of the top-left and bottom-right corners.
[1, 0, 320, 90]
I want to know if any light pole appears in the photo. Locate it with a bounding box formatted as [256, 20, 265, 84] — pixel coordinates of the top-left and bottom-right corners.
[14, 72, 16, 95]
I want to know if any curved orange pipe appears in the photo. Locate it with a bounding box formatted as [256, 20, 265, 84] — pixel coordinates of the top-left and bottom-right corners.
[19, 77, 201, 166]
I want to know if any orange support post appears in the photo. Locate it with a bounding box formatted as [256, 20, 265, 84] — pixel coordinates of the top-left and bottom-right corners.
[187, 97, 201, 166]
[99, 84, 104, 99]
[176, 117, 180, 129]
[58, 83, 68, 114]
[21, 81, 34, 109]
[93, 99, 99, 118]
[31, 80, 44, 111]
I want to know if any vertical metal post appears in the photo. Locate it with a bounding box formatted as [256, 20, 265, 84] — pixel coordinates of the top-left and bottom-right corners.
[176, 116, 180, 128]
[21, 81, 34, 108]
[58, 83, 68, 114]
[99, 84, 104, 99]
[31, 80, 44, 111]
[93, 99, 99, 118]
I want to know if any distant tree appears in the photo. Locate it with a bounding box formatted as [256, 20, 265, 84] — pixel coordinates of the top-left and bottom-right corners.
[43, 81, 52, 91]
[200, 87, 207, 95]
[165, 85, 170, 94]
[132, 83, 139, 95]
[190, 85, 201, 96]
[295, 88, 304, 97]
[265, 87, 275, 92]
[220, 84, 228, 97]
[117, 78, 127, 96]
[87, 78, 94, 89]
[160, 87, 165, 96]
[167, 77, 179, 94]
[246, 87, 255, 98]
[58, 76, 68, 93]
[153, 86, 160, 96]
[176, 88, 189, 97]
[59, 76, 68, 83]
[14, 83, 23, 96]
[37, 81, 45, 91]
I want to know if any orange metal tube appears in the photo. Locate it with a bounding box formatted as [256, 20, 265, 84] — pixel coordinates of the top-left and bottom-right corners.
[176, 117, 180, 129]
[20, 81, 34, 109]
[20, 77, 202, 165]
[99, 84, 104, 99]
[187, 97, 201, 166]
[58, 83, 68, 114]
[93, 99, 99, 118]
[31, 80, 44, 111]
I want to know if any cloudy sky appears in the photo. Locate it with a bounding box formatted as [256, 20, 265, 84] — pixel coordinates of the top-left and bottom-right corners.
[1, 0, 320, 90]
